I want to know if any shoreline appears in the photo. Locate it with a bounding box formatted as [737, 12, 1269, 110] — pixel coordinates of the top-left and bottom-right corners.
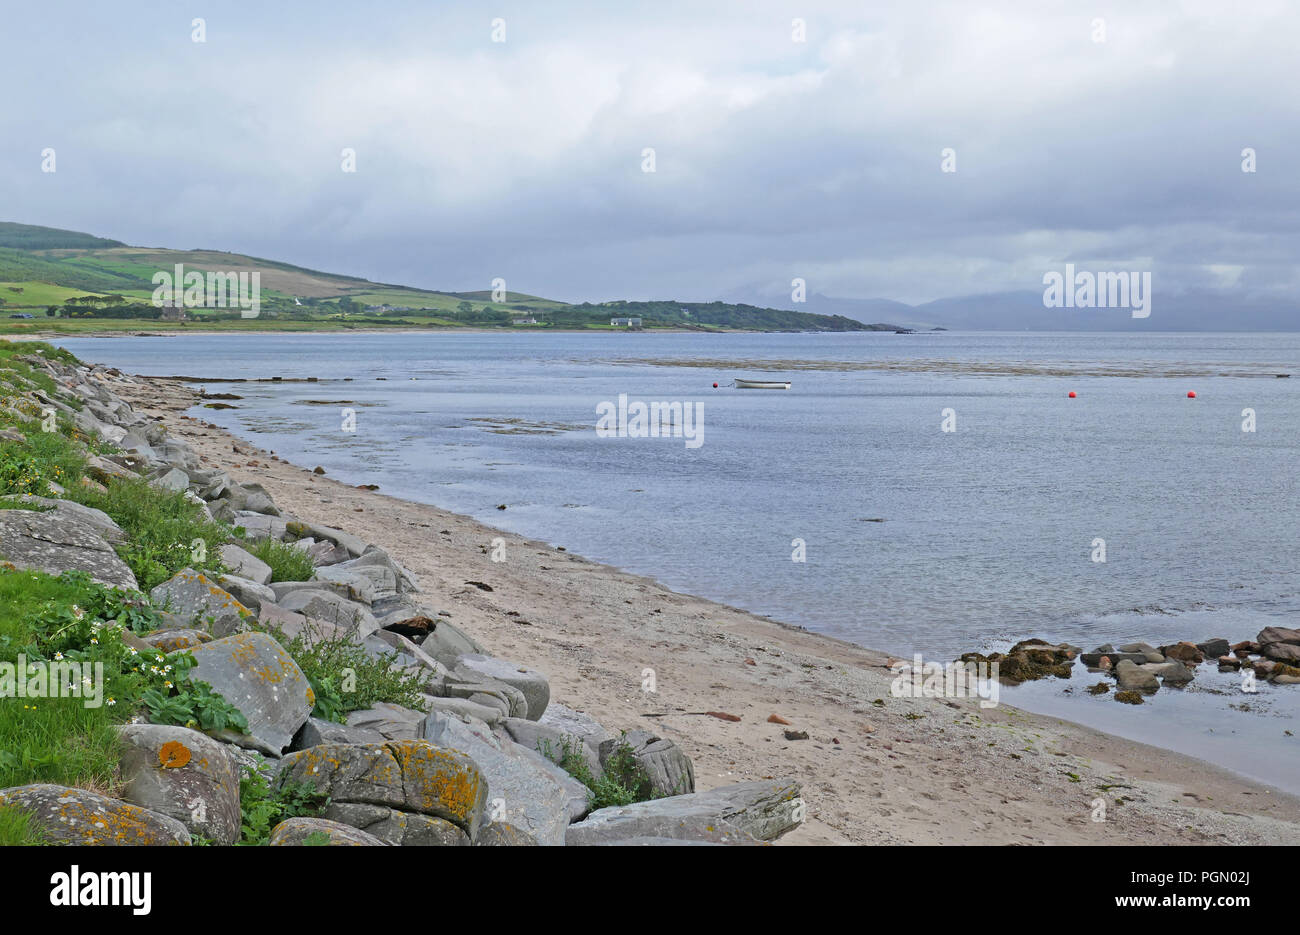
[102, 369, 1300, 844]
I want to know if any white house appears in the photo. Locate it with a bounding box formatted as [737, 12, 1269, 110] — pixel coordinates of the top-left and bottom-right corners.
[610, 317, 643, 327]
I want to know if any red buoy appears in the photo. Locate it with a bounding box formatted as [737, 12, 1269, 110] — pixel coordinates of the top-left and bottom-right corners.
[712, 382, 718, 388]
[1068, 391, 1077, 398]
[1187, 390, 1197, 398]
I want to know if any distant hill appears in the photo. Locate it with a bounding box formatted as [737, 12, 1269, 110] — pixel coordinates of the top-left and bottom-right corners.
[0, 222, 124, 250]
[0, 222, 869, 330]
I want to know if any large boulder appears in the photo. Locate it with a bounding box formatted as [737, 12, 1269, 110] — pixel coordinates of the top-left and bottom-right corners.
[0, 784, 190, 845]
[571, 779, 803, 843]
[219, 544, 272, 586]
[275, 740, 488, 838]
[285, 520, 366, 558]
[6, 496, 124, 543]
[1114, 659, 1161, 694]
[231, 512, 288, 542]
[538, 703, 611, 751]
[502, 716, 603, 781]
[275, 588, 378, 636]
[420, 711, 569, 846]
[216, 573, 275, 613]
[0, 509, 137, 590]
[117, 724, 241, 844]
[1258, 626, 1300, 647]
[290, 717, 387, 751]
[148, 569, 252, 638]
[322, 803, 469, 846]
[567, 816, 762, 846]
[308, 566, 377, 604]
[188, 632, 314, 755]
[268, 817, 387, 846]
[453, 654, 549, 720]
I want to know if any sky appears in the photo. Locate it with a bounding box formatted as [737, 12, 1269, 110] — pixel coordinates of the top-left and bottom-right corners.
[4, 0, 1298, 306]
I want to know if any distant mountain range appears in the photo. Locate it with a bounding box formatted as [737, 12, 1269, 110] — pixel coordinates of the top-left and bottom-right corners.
[732, 287, 1300, 332]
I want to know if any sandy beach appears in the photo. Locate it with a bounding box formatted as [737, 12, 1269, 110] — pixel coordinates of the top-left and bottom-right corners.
[110, 372, 1300, 846]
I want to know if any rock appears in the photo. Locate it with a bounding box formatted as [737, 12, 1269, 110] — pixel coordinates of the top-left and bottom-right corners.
[328, 546, 403, 600]
[1261, 642, 1300, 664]
[117, 724, 241, 844]
[1196, 638, 1231, 658]
[1232, 640, 1261, 656]
[1118, 642, 1163, 662]
[216, 573, 275, 613]
[275, 740, 488, 838]
[151, 467, 191, 493]
[1257, 626, 1300, 647]
[275, 588, 378, 636]
[538, 703, 611, 750]
[1114, 660, 1160, 694]
[219, 544, 272, 586]
[232, 511, 288, 542]
[148, 569, 251, 638]
[309, 566, 377, 604]
[0, 784, 190, 845]
[291, 716, 387, 750]
[268, 817, 388, 846]
[322, 803, 469, 846]
[1114, 690, 1145, 705]
[6, 495, 124, 543]
[257, 604, 348, 646]
[420, 711, 569, 846]
[285, 520, 366, 558]
[502, 716, 603, 781]
[223, 482, 280, 516]
[598, 730, 695, 797]
[140, 627, 211, 652]
[453, 654, 550, 720]
[188, 632, 314, 755]
[1217, 655, 1242, 671]
[439, 678, 528, 719]
[0, 509, 137, 590]
[1159, 642, 1204, 665]
[424, 696, 508, 725]
[1080, 651, 1148, 667]
[345, 703, 427, 741]
[474, 821, 539, 846]
[568, 816, 762, 846]
[571, 779, 802, 843]
[362, 628, 448, 686]
[1150, 659, 1195, 686]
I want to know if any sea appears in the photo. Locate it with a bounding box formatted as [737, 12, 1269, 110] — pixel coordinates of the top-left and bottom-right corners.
[55, 330, 1300, 792]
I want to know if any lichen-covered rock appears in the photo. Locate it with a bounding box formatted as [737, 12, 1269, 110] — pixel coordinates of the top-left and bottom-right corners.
[7, 495, 124, 543]
[148, 568, 252, 638]
[291, 716, 387, 750]
[323, 802, 469, 846]
[269, 817, 388, 846]
[275, 740, 488, 838]
[275, 588, 378, 636]
[188, 632, 314, 755]
[0, 784, 190, 845]
[420, 711, 569, 846]
[453, 654, 549, 720]
[216, 573, 275, 612]
[117, 724, 241, 844]
[474, 821, 539, 846]
[0, 509, 137, 590]
[571, 779, 802, 843]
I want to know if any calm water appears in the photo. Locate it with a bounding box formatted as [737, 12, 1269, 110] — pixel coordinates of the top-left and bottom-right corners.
[57, 331, 1300, 789]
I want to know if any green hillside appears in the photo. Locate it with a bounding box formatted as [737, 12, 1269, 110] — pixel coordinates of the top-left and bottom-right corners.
[0, 222, 871, 333]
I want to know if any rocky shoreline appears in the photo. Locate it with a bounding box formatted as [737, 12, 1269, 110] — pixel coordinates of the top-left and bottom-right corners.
[3, 346, 1300, 845]
[0, 351, 801, 845]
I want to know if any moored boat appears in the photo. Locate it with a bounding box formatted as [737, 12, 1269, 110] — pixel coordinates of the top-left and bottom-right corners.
[734, 379, 791, 389]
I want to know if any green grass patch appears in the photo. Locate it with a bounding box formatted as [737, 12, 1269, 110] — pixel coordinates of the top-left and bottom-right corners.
[67, 475, 229, 591]
[267, 625, 425, 722]
[540, 733, 660, 809]
[245, 536, 314, 583]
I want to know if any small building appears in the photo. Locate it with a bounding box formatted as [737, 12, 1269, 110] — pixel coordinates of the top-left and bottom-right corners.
[159, 304, 187, 322]
[513, 317, 538, 325]
[610, 317, 643, 327]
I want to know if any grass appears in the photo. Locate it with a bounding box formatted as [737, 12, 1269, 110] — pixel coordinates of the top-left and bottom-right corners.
[0, 805, 44, 845]
[67, 475, 231, 591]
[245, 536, 315, 583]
[541, 734, 660, 809]
[240, 755, 328, 845]
[267, 625, 426, 722]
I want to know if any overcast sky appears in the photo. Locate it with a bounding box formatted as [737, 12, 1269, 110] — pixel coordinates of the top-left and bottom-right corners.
[4, 0, 1298, 305]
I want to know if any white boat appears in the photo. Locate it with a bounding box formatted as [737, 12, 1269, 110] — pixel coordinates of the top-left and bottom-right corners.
[734, 379, 791, 390]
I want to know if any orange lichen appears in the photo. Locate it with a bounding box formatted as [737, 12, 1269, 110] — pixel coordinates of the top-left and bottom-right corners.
[159, 741, 191, 769]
